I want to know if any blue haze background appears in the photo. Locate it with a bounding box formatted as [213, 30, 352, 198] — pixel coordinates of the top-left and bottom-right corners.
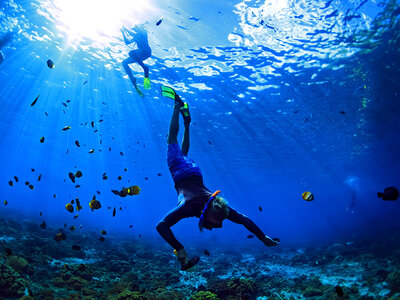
[0, 0, 399, 249]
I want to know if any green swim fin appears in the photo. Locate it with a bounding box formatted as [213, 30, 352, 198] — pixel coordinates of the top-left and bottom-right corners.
[161, 85, 184, 107]
[180, 102, 191, 124]
[143, 77, 151, 90]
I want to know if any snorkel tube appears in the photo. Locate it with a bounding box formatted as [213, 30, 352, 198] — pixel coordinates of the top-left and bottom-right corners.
[198, 190, 221, 232]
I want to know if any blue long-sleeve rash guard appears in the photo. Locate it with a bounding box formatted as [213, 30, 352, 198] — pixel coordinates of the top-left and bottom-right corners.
[156, 175, 266, 250]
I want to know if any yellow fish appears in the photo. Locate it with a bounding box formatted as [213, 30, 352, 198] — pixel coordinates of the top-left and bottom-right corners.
[302, 191, 314, 201]
[65, 203, 74, 213]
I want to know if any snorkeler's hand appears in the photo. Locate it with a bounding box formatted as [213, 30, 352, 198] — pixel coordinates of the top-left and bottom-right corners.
[262, 235, 280, 247]
[176, 248, 188, 264]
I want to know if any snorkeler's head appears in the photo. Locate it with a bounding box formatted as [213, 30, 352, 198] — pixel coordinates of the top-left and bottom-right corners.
[201, 196, 229, 230]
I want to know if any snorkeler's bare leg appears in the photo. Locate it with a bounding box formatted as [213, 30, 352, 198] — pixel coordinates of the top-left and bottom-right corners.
[136, 60, 149, 78]
[122, 57, 144, 97]
[181, 123, 190, 155]
[167, 103, 180, 145]
[122, 58, 138, 87]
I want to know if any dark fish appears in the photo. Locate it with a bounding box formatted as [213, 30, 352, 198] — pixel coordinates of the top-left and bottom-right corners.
[40, 211, 42, 216]
[72, 245, 81, 251]
[75, 170, 82, 178]
[31, 95, 40, 106]
[145, 177, 148, 180]
[38, 174, 41, 181]
[124, 168, 128, 171]
[8, 180, 13, 186]
[91, 121, 94, 128]
[103, 174, 108, 180]
[45, 112, 48, 116]
[100, 230, 106, 235]
[53, 194, 57, 198]
[247, 235, 255, 239]
[139, 234, 141, 237]
[31, 168, 35, 172]
[25, 181, 29, 185]
[156, 17, 163, 26]
[75, 184, 80, 188]
[120, 152, 124, 156]
[83, 80, 88, 85]
[62, 126, 71, 131]
[64, 223, 67, 227]
[129, 225, 133, 228]
[208, 141, 212, 145]
[69, 172, 76, 183]
[3, 200, 7, 205]
[99, 236, 105, 242]
[258, 206, 262, 212]
[118, 176, 122, 180]
[335, 285, 344, 297]
[89, 196, 101, 210]
[98, 119, 103, 123]
[157, 173, 162, 176]
[89, 149, 94, 153]
[54, 232, 67, 242]
[113, 207, 116, 217]
[377, 187, 399, 201]
[5, 248, 12, 256]
[204, 249, 210, 256]
[188, 16, 200, 21]
[29, 184, 34, 189]
[40, 137, 45, 143]
[47, 59, 54, 68]
[40, 221, 46, 229]
[111, 190, 121, 196]
[340, 111, 346, 114]
[14, 176, 18, 182]
[75, 197, 82, 211]
[71, 199, 75, 204]
[96, 190, 101, 194]
[62, 102, 67, 108]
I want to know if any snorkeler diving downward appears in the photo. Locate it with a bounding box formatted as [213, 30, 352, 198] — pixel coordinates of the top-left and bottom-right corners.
[156, 86, 280, 271]
[121, 24, 151, 97]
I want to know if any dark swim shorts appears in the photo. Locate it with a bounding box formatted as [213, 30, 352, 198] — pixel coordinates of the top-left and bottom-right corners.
[167, 143, 202, 183]
[129, 48, 151, 61]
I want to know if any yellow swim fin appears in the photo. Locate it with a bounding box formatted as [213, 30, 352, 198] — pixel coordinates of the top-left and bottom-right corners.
[143, 77, 151, 90]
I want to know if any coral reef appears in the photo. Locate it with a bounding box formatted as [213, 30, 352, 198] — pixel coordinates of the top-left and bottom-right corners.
[0, 216, 399, 299]
[0, 263, 27, 298]
[191, 291, 220, 300]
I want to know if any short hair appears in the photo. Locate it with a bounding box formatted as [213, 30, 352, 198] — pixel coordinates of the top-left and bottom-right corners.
[209, 196, 229, 220]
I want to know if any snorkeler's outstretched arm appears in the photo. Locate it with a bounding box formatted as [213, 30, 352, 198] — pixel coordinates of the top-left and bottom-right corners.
[121, 27, 134, 45]
[156, 202, 193, 251]
[227, 206, 279, 247]
[0, 32, 14, 50]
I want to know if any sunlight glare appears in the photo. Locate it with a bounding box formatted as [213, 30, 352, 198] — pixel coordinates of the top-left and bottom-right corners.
[263, 0, 289, 16]
[52, 0, 149, 41]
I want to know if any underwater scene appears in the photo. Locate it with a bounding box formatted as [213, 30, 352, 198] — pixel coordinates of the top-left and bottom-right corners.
[1, 0, 400, 299]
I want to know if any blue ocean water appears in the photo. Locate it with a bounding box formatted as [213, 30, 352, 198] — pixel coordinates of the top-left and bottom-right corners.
[0, 0, 400, 299]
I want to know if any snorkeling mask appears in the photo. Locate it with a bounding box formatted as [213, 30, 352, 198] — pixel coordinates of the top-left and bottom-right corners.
[198, 190, 221, 231]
